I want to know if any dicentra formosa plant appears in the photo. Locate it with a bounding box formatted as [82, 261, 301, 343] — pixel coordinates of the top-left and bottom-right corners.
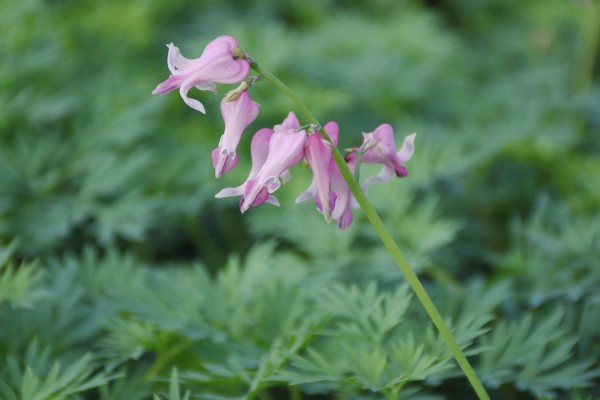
[153, 35, 491, 400]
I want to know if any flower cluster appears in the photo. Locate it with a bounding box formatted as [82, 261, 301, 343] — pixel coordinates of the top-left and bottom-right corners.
[153, 35, 415, 229]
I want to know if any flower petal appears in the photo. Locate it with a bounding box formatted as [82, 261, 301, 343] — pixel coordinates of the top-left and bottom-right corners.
[359, 125, 416, 180]
[167, 43, 194, 73]
[295, 120, 339, 222]
[213, 91, 260, 177]
[154, 35, 250, 112]
[215, 185, 244, 198]
[323, 121, 339, 145]
[152, 75, 183, 95]
[305, 133, 334, 222]
[247, 128, 274, 178]
[362, 165, 395, 187]
[214, 128, 274, 200]
[331, 157, 356, 229]
[212, 146, 238, 178]
[274, 112, 300, 132]
[239, 127, 306, 212]
[179, 78, 206, 113]
[397, 133, 416, 164]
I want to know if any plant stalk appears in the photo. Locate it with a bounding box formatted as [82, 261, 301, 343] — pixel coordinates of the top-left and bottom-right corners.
[144, 338, 193, 382]
[250, 61, 491, 400]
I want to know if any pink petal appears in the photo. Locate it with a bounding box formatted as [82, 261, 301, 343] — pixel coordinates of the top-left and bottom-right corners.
[295, 121, 340, 221]
[247, 128, 274, 178]
[274, 112, 300, 132]
[152, 75, 183, 95]
[323, 121, 339, 145]
[214, 128, 273, 199]
[215, 185, 244, 198]
[305, 133, 334, 222]
[331, 157, 357, 229]
[213, 91, 260, 177]
[212, 146, 238, 178]
[257, 130, 306, 177]
[153, 35, 250, 112]
[397, 133, 416, 163]
[179, 78, 207, 113]
[363, 165, 394, 187]
[361, 124, 396, 165]
[240, 178, 270, 212]
[239, 129, 306, 212]
[167, 43, 193, 73]
[360, 126, 416, 180]
[295, 181, 317, 204]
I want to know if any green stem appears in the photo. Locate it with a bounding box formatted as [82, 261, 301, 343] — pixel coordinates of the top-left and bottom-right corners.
[289, 385, 302, 400]
[574, 1, 600, 92]
[144, 338, 193, 382]
[250, 62, 490, 400]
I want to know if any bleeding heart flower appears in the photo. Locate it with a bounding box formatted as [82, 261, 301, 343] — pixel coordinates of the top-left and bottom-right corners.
[212, 91, 260, 177]
[295, 121, 339, 222]
[215, 128, 279, 205]
[330, 154, 357, 230]
[358, 124, 416, 187]
[215, 112, 306, 213]
[152, 36, 250, 114]
[240, 113, 306, 213]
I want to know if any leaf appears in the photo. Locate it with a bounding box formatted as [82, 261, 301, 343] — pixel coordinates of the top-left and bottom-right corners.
[1, 352, 117, 400]
[478, 309, 600, 396]
[0, 255, 48, 309]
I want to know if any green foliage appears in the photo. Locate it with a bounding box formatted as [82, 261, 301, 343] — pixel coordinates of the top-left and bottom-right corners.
[1, 0, 599, 399]
[478, 310, 600, 398]
[0, 241, 48, 308]
[0, 344, 116, 400]
[497, 197, 600, 306]
[153, 369, 191, 400]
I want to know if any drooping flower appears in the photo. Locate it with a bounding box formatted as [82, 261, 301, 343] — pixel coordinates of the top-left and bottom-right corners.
[152, 36, 250, 114]
[215, 128, 279, 205]
[215, 112, 306, 213]
[330, 154, 357, 230]
[295, 121, 339, 222]
[211, 91, 260, 177]
[240, 114, 306, 213]
[357, 124, 416, 187]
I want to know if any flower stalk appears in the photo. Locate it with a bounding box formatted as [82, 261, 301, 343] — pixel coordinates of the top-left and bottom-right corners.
[250, 60, 491, 400]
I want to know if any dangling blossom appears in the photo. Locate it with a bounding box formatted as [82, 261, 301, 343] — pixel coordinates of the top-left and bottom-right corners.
[356, 124, 416, 187]
[152, 36, 250, 114]
[215, 112, 306, 213]
[212, 91, 260, 177]
[240, 113, 306, 213]
[215, 128, 279, 205]
[330, 154, 358, 230]
[295, 121, 339, 222]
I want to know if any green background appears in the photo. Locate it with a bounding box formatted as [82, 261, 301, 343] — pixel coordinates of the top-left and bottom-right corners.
[0, 0, 599, 399]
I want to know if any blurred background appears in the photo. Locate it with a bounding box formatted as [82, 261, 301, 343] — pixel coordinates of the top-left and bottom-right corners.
[0, 0, 599, 399]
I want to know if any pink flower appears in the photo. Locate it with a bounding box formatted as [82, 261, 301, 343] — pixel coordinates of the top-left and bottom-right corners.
[152, 36, 250, 114]
[358, 124, 416, 187]
[215, 128, 280, 205]
[330, 154, 357, 230]
[240, 114, 306, 213]
[215, 112, 306, 213]
[211, 91, 260, 177]
[295, 121, 339, 222]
